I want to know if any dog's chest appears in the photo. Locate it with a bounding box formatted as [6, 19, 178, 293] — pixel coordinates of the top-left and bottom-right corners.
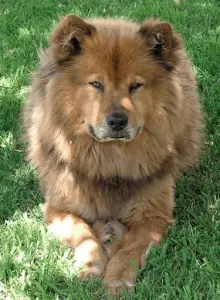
[73, 175, 140, 223]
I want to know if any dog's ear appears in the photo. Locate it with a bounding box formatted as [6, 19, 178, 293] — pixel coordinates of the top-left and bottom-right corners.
[139, 19, 181, 70]
[49, 14, 96, 61]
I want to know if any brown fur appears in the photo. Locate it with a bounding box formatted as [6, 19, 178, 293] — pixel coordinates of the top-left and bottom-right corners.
[23, 15, 203, 296]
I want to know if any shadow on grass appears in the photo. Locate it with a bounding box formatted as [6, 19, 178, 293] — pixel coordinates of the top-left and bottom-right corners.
[0, 83, 42, 222]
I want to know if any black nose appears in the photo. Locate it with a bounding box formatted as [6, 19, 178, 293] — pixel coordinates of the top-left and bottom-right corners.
[106, 112, 128, 131]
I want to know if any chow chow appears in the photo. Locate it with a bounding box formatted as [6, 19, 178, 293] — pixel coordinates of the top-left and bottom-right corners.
[23, 14, 202, 296]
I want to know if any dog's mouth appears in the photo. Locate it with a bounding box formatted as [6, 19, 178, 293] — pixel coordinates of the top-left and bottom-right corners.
[87, 124, 142, 142]
[88, 125, 129, 141]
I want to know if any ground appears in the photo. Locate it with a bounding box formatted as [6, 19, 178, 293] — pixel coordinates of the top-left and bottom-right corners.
[0, 0, 220, 299]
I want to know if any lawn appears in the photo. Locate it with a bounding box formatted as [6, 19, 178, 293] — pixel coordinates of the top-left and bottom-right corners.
[0, 0, 220, 299]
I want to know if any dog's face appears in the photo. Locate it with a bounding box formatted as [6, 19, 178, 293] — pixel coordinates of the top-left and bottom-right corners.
[49, 15, 181, 143]
[73, 41, 154, 143]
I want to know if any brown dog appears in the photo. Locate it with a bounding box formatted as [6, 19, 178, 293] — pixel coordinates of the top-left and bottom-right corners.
[23, 15, 203, 297]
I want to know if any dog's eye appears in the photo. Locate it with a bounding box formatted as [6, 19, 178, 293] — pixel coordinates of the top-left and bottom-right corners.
[129, 82, 143, 94]
[89, 81, 104, 91]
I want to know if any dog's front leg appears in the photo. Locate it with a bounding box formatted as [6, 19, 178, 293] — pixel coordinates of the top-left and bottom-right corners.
[44, 204, 107, 280]
[104, 215, 173, 297]
[103, 174, 175, 296]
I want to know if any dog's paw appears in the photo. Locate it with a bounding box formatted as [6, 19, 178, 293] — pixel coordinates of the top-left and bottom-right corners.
[74, 239, 106, 280]
[103, 254, 137, 297]
[104, 279, 135, 297]
[78, 261, 105, 280]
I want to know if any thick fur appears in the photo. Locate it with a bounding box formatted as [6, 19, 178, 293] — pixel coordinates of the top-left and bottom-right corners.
[23, 15, 203, 297]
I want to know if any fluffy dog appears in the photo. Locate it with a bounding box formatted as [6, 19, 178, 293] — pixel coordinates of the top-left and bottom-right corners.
[23, 14, 202, 296]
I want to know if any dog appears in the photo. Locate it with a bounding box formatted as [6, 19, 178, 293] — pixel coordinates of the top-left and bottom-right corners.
[23, 14, 203, 297]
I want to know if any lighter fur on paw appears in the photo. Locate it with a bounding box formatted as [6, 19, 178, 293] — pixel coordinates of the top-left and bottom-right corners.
[74, 239, 106, 279]
[77, 261, 105, 280]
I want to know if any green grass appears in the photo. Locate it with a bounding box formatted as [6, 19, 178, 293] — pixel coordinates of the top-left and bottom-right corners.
[1, 0, 220, 299]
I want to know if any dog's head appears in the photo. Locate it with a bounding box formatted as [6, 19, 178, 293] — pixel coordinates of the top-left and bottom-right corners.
[48, 15, 182, 143]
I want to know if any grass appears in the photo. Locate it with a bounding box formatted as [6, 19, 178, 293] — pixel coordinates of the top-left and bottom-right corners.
[0, 0, 220, 299]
